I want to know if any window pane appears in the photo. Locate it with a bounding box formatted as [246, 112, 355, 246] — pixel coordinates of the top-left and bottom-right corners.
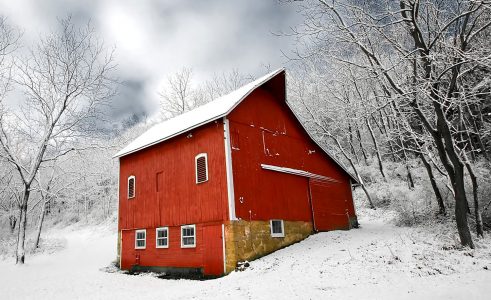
[183, 237, 194, 245]
[157, 229, 167, 238]
[183, 227, 192, 237]
[157, 238, 167, 247]
[272, 221, 282, 234]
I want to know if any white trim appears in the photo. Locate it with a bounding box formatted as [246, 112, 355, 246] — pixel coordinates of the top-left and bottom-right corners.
[270, 220, 285, 238]
[261, 164, 339, 183]
[117, 160, 122, 267]
[223, 118, 237, 220]
[135, 229, 146, 249]
[181, 224, 196, 248]
[155, 227, 169, 249]
[222, 223, 226, 274]
[127, 175, 136, 199]
[119, 230, 123, 268]
[195, 153, 209, 184]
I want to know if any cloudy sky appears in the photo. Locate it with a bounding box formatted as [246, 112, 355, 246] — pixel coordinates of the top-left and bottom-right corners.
[0, 0, 303, 125]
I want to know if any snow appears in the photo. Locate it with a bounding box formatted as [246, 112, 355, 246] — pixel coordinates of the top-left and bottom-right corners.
[114, 68, 285, 158]
[261, 163, 339, 182]
[1, 209, 490, 299]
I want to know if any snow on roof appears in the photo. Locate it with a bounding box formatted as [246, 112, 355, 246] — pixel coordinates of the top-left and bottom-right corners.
[114, 68, 285, 158]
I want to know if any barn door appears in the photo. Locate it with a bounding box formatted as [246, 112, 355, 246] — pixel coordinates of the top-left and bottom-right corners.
[202, 224, 224, 276]
[309, 179, 350, 231]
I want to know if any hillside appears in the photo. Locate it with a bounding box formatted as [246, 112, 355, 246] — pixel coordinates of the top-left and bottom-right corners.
[0, 207, 489, 300]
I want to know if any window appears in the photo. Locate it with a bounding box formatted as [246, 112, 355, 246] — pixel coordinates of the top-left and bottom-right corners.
[156, 227, 169, 248]
[135, 229, 146, 249]
[181, 224, 196, 248]
[128, 176, 136, 199]
[195, 153, 208, 184]
[270, 220, 285, 238]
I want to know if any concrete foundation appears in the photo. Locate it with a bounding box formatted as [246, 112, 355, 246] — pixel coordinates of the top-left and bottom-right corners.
[224, 220, 313, 273]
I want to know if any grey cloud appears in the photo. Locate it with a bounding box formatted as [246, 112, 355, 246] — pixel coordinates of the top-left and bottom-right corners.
[0, 0, 302, 128]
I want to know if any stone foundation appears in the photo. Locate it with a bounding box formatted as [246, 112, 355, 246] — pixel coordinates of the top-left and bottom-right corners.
[224, 220, 313, 273]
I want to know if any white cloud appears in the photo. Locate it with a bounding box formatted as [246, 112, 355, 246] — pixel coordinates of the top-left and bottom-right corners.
[0, 0, 302, 121]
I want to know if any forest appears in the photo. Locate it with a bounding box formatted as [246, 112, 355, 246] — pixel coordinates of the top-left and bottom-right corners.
[0, 0, 490, 269]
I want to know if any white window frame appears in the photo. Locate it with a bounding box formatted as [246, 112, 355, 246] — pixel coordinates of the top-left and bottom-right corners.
[270, 219, 285, 238]
[156, 227, 169, 249]
[195, 153, 209, 184]
[128, 175, 136, 199]
[135, 229, 146, 249]
[181, 224, 196, 248]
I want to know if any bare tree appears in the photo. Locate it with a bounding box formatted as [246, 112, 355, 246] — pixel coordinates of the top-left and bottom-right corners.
[290, 0, 491, 247]
[0, 17, 20, 100]
[159, 67, 203, 118]
[0, 17, 116, 263]
[159, 68, 249, 119]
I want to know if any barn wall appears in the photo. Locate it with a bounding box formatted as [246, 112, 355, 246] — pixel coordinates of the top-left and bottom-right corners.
[120, 222, 224, 276]
[118, 121, 229, 275]
[227, 87, 356, 224]
[118, 121, 229, 229]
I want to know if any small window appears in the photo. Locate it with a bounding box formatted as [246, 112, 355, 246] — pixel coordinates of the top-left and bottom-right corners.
[181, 224, 196, 248]
[135, 229, 146, 249]
[270, 220, 285, 238]
[128, 175, 136, 199]
[195, 153, 208, 184]
[156, 227, 169, 248]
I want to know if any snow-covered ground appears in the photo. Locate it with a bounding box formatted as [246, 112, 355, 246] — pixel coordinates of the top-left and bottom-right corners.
[1, 211, 490, 300]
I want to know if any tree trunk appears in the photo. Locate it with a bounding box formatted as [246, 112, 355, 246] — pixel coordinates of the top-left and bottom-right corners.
[34, 200, 48, 249]
[406, 162, 415, 190]
[356, 128, 369, 165]
[9, 215, 17, 234]
[330, 135, 376, 209]
[16, 189, 29, 264]
[366, 118, 386, 179]
[465, 161, 484, 237]
[359, 179, 376, 209]
[348, 123, 360, 164]
[420, 153, 446, 215]
[454, 166, 474, 248]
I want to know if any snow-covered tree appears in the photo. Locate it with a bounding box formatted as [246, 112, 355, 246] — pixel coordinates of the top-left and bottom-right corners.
[0, 17, 116, 263]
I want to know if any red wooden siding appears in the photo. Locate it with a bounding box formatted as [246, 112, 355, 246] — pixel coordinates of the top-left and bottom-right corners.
[227, 86, 356, 226]
[118, 121, 229, 230]
[118, 121, 228, 273]
[120, 223, 223, 275]
[202, 224, 224, 275]
[309, 179, 351, 230]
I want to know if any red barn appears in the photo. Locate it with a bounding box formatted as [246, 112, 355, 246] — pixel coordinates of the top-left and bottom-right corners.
[114, 69, 358, 276]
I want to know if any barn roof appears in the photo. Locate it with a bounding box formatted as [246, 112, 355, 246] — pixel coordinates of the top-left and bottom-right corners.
[114, 69, 284, 158]
[114, 68, 359, 184]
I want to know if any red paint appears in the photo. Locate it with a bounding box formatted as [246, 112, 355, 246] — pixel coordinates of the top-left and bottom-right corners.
[227, 81, 356, 225]
[309, 179, 351, 230]
[118, 121, 228, 275]
[117, 70, 356, 276]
